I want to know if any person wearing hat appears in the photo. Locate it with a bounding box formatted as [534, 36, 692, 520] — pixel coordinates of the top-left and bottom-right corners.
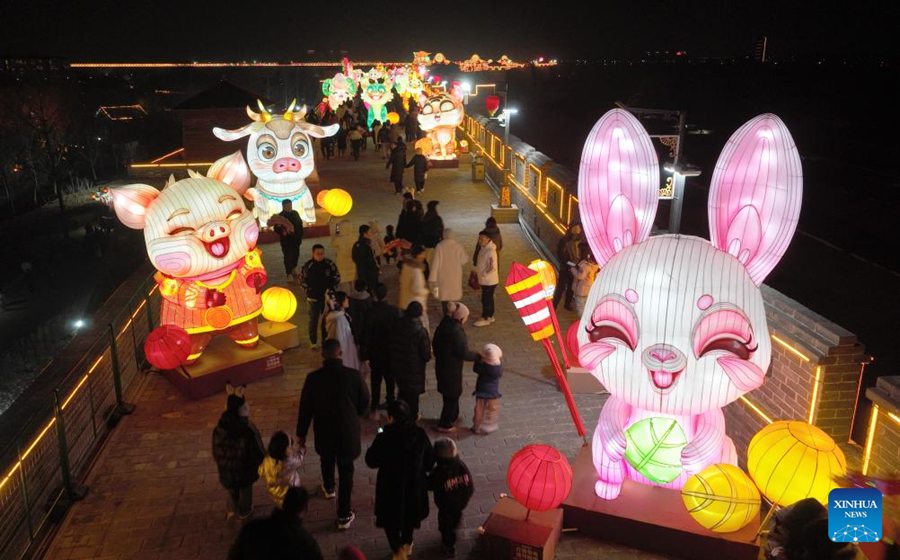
[431, 303, 479, 433]
[471, 344, 503, 434]
[212, 385, 266, 520]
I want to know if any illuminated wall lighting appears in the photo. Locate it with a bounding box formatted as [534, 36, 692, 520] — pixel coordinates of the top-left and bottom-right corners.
[861, 404, 879, 475]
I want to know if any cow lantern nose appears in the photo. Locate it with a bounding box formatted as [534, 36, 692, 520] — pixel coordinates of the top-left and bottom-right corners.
[273, 158, 301, 173]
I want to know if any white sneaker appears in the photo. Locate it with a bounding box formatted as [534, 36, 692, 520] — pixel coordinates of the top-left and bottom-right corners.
[489, 317, 496, 324]
[473, 318, 491, 327]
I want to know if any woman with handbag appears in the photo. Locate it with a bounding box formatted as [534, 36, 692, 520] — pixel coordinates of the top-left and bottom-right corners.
[472, 231, 499, 327]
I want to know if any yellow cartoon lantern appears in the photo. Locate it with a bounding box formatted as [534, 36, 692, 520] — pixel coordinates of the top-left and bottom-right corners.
[321, 188, 353, 217]
[261, 287, 298, 323]
[747, 421, 846, 506]
[682, 463, 761, 533]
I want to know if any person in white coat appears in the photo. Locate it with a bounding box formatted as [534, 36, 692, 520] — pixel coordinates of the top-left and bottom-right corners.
[330, 219, 356, 292]
[428, 228, 469, 316]
[399, 245, 431, 332]
[323, 291, 361, 371]
[473, 232, 499, 327]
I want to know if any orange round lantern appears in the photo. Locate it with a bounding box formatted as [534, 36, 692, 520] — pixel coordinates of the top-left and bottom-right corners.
[387, 112, 400, 125]
[321, 188, 353, 217]
[507, 444, 573, 511]
[527, 259, 557, 300]
[261, 287, 298, 322]
[315, 189, 330, 206]
[144, 325, 191, 369]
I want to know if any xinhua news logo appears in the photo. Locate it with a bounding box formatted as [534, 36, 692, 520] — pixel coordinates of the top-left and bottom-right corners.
[828, 487, 882, 543]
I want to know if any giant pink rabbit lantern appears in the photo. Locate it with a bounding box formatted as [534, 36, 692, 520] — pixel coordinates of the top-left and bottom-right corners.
[575, 109, 802, 499]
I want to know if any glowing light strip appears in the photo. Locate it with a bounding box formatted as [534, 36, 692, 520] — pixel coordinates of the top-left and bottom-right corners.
[150, 147, 184, 164]
[466, 84, 498, 98]
[861, 405, 879, 475]
[739, 396, 774, 424]
[807, 366, 822, 424]
[888, 412, 900, 426]
[130, 162, 215, 169]
[547, 178, 565, 218]
[770, 334, 811, 362]
[530, 164, 544, 200]
[0, 418, 55, 492]
[71, 61, 411, 69]
[567, 195, 579, 224]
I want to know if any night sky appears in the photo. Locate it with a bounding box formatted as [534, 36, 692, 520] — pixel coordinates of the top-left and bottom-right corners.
[1, 0, 898, 61]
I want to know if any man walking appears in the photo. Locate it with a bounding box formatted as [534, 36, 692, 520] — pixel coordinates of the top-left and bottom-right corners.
[274, 199, 304, 281]
[352, 224, 379, 293]
[299, 244, 340, 349]
[297, 339, 370, 530]
[366, 283, 400, 415]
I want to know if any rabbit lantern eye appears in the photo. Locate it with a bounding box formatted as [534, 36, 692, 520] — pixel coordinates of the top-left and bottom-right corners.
[698, 337, 756, 360]
[588, 322, 635, 350]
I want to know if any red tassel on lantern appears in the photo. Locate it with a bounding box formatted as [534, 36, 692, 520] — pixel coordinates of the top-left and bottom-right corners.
[506, 444, 573, 512]
[144, 325, 191, 369]
[486, 95, 500, 117]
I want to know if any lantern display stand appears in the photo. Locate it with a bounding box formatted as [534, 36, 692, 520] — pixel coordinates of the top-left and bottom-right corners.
[561, 446, 761, 560]
[257, 320, 301, 351]
[427, 158, 460, 169]
[161, 336, 284, 400]
[479, 495, 564, 560]
[490, 203, 519, 224]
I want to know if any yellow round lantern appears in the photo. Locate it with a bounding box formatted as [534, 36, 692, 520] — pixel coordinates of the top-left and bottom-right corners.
[528, 259, 557, 300]
[321, 188, 353, 217]
[261, 287, 298, 323]
[315, 189, 330, 207]
[682, 464, 761, 533]
[387, 112, 400, 125]
[747, 421, 846, 506]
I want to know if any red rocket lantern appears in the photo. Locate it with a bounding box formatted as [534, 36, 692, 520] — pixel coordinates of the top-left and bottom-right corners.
[505, 263, 586, 438]
[486, 95, 501, 117]
[507, 444, 573, 512]
[566, 320, 582, 367]
[144, 325, 191, 369]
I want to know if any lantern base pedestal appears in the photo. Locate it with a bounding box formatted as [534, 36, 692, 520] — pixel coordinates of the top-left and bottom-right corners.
[480, 496, 562, 560]
[427, 158, 459, 169]
[490, 204, 519, 224]
[562, 446, 760, 560]
[566, 367, 607, 394]
[163, 337, 283, 400]
[258, 321, 301, 351]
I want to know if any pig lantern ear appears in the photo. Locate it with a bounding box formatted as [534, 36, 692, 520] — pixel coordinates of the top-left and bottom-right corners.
[708, 114, 802, 285]
[111, 184, 160, 230]
[207, 151, 252, 195]
[578, 108, 660, 267]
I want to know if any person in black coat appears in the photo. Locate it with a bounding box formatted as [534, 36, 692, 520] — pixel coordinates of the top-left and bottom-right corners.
[352, 224, 379, 292]
[296, 339, 370, 529]
[386, 140, 407, 194]
[429, 438, 474, 557]
[366, 283, 401, 413]
[420, 200, 444, 250]
[405, 148, 429, 193]
[212, 386, 265, 520]
[365, 400, 435, 558]
[274, 199, 303, 280]
[431, 303, 478, 432]
[553, 222, 583, 310]
[390, 301, 431, 420]
[396, 198, 424, 247]
[228, 487, 323, 560]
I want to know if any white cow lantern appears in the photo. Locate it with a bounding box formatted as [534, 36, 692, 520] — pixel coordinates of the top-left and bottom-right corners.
[575, 109, 802, 499]
[212, 100, 338, 225]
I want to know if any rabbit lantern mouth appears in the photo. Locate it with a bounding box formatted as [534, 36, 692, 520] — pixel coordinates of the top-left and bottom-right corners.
[642, 344, 687, 392]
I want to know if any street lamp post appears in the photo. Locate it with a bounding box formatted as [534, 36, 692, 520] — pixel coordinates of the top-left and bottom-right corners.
[663, 164, 702, 234]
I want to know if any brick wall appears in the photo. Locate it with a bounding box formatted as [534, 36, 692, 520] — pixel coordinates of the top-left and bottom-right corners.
[864, 377, 900, 478]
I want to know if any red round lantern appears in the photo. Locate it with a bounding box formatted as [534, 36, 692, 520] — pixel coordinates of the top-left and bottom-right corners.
[144, 325, 191, 369]
[506, 444, 573, 511]
[566, 320, 582, 367]
[486, 95, 501, 117]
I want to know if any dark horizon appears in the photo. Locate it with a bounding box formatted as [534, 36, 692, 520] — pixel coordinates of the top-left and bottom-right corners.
[2, 1, 899, 62]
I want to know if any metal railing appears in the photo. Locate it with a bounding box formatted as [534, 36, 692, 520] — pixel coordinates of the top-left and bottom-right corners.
[0, 272, 159, 558]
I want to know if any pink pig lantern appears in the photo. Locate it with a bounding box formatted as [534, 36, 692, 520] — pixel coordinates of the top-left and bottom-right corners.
[576, 109, 802, 499]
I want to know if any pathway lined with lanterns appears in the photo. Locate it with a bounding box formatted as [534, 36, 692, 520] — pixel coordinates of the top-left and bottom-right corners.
[41, 152, 671, 560]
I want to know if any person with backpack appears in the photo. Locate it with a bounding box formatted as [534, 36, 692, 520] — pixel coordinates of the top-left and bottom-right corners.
[212, 385, 265, 520]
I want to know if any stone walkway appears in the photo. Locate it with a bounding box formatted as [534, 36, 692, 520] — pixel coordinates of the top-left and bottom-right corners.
[42, 149, 671, 559]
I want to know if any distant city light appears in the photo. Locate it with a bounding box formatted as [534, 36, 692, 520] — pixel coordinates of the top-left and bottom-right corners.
[73, 319, 85, 329]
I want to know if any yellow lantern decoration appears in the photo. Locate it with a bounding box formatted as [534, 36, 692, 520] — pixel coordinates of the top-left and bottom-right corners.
[387, 111, 400, 125]
[747, 421, 846, 506]
[682, 464, 761, 533]
[527, 259, 557, 300]
[321, 188, 353, 217]
[261, 287, 298, 323]
[316, 189, 330, 206]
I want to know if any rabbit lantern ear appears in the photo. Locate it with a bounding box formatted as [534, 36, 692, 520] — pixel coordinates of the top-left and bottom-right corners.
[708, 114, 802, 285]
[578, 109, 659, 267]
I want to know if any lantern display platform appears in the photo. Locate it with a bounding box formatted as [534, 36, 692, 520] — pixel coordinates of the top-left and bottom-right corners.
[481, 496, 563, 560]
[428, 158, 460, 169]
[566, 366, 607, 394]
[490, 204, 519, 224]
[258, 320, 301, 351]
[161, 336, 283, 400]
[562, 446, 760, 560]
